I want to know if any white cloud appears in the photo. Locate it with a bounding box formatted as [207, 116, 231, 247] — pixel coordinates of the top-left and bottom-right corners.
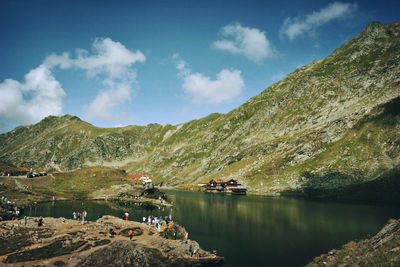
[281, 2, 358, 40]
[0, 38, 145, 128]
[213, 23, 273, 64]
[84, 77, 134, 120]
[0, 65, 66, 125]
[44, 38, 145, 120]
[175, 56, 245, 104]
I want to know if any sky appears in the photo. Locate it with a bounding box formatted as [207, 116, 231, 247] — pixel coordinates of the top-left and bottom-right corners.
[0, 0, 399, 132]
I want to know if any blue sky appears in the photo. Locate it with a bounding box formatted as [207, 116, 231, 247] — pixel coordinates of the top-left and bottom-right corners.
[0, 0, 399, 132]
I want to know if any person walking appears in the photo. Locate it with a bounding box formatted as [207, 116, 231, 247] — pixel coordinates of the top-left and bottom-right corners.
[73, 211, 77, 220]
[125, 212, 129, 221]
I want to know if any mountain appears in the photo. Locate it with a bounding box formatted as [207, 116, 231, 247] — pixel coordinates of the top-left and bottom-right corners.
[1, 22, 399, 200]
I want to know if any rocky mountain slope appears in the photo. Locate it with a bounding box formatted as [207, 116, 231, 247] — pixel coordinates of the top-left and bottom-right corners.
[307, 218, 400, 267]
[0, 22, 399, 199]
[0, 215, 223, 266]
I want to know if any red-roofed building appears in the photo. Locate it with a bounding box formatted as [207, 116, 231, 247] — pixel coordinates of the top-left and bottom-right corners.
[206, 178, 246, 194]
[128, 172, 153, 181]
[18, 167, 31, 172]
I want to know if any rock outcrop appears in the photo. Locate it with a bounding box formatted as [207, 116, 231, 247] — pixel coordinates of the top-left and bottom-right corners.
[307, 219, 400, 267]
[0, 215, 223, 266]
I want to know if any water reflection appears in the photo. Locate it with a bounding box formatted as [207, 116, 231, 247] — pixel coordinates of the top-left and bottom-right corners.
[29, 192, 400, 267]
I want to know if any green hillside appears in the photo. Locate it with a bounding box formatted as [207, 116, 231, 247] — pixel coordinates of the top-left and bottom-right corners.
[1, 22, 399, 201]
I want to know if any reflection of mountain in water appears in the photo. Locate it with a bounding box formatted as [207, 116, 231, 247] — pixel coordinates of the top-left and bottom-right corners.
[24, 192, 400, 267]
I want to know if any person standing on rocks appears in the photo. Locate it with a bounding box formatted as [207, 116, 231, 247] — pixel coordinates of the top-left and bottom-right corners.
[82, 210, 87, 224]
[73, 211, 77, 220]
[38, 216, 43, 227]
[184, 231, 188, 244]
[189, 245, 193, 257]
[128, 229, 134, 240]
[125, 212, 129, 221]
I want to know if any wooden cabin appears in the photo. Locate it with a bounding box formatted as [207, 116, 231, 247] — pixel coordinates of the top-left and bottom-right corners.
[206, 178, 246, 194]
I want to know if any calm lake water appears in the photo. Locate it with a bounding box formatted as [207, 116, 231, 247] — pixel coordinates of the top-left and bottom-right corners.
[27, 191, 400, 266]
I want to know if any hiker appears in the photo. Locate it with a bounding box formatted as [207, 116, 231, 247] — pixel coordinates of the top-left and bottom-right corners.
[38, 216, 43, 227]
[189, 245, 193, 257]
[125, 212, 129, 221]
[73, 211, 77, 220]
[196, 249, 200, 259]
[128, 229, 134, 240]
[82, 210, 87, 224]
[184, 232, 188, 243]
[143, 216, 146, 224]
[77, 212, 82, 221]
[24, 216, 27, 226]
[173, 231, 176, 240]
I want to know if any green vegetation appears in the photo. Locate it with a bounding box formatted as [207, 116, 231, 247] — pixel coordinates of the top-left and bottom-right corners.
[5, 239, 87, 263]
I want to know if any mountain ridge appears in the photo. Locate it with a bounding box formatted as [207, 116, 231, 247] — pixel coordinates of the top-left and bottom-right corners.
[1, 22, 399, 200]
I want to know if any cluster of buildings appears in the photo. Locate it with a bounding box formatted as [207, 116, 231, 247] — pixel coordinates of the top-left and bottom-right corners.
[199, 178, 247, 194]
[128, 172, 153, 187]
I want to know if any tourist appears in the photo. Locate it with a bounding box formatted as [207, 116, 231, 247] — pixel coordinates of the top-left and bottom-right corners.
[82, 210, 87, 224]
[38, 216, 43, 227]
[125, 212, 129, 221]
[77, 212, 82, 221]
[157, 223, 161, 232]
[184, 231, 188, 244]
[73, 211, 77, 220]
[189, 245, 193, 257]
[173, 231, 176, 240]
[24, 216, 27, 226]
[128, 229, 134, 240]
[143, 216, 146, 224]
[196, 249, 200, 259]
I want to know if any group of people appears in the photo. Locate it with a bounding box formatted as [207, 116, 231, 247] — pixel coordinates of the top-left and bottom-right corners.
[188, 244, 201, 259]
[0, 195, 22, 220]
[142, 214, 173, 232]
[158, 196, 166, 204]
[72, 210, 87, 223]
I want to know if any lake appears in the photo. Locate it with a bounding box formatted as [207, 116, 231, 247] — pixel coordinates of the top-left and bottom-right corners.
[27, 191, 400, 266]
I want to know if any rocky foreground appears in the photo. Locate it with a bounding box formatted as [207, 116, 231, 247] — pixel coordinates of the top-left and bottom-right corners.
[0, 216, 223, 266]
[307, 219, 400, 267]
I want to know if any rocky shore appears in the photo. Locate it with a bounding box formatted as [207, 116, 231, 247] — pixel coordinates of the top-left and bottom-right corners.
[307, 219, 400, 267]
[0, 215, 224, 266]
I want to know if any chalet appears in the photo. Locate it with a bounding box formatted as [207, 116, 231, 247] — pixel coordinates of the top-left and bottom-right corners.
[48, 153, 59, 165]
[205, 178, 247, 194]
[128, 172, 153, 186]
[1, 166, 30, 177]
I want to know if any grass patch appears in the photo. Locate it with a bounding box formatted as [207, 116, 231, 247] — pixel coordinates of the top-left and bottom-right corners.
[5, 239, 87, 263]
